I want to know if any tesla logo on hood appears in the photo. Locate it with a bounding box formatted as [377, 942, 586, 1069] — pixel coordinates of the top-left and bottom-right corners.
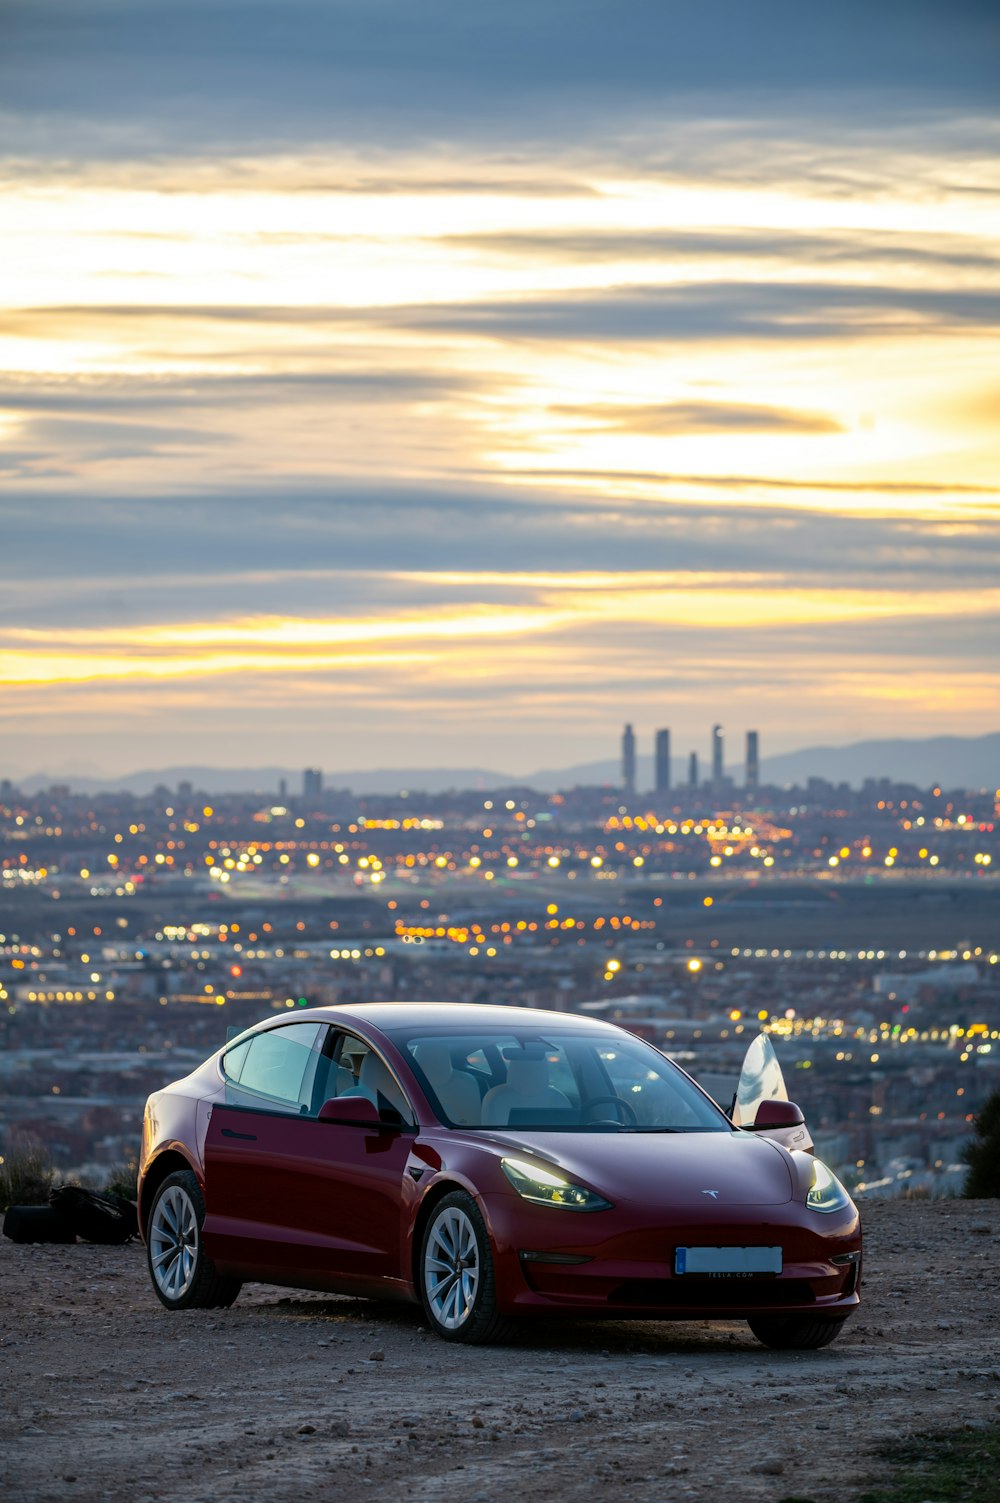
[701, 1189, 720, 1198]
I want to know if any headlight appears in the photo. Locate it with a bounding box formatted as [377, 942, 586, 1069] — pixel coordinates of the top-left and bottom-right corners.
[806, 1158, 852, 1214]
[501, 1156, 612, 1211]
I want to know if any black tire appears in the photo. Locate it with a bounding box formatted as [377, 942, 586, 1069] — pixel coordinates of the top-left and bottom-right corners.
[747, 1314, 848, 1350]
[2, 1205, 76, 1244]
[146, 1170, 242, 1311]
[418, 1191, 514, 1345]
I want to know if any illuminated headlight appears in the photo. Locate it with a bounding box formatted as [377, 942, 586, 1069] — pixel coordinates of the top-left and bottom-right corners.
[501, 1156, 612, 1211]
[806, 1159, 852, 1214]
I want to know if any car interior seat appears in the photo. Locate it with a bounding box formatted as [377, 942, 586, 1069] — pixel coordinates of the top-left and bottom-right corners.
[413, 1042, 481, 1125]
[350, 1050, 411, 1121]
[481, 1048, 572, 1126]
[311, 1057, 356, 1112]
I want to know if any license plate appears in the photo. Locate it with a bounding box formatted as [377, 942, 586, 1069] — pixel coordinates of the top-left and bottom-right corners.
[675, 1245, 782, 1276]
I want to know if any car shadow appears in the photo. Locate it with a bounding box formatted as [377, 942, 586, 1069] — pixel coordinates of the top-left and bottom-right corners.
[233, 1292, 796, 1354]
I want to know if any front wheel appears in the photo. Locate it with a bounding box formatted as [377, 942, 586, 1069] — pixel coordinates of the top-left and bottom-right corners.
[747, 1314, 848, 1350]
[146, 1170, 242, 1311]
[418, 1192, 513, 1345]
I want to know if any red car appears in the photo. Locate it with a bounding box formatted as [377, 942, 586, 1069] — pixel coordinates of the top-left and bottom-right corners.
[138, 1003, 861, 1347]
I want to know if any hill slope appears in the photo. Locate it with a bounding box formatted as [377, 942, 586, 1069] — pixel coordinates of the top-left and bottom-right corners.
[1, 1199, 997, 1503]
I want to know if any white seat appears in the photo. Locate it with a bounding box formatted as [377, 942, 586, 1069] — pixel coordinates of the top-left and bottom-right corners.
[414, 1042, 482, 1125]
[482, 1054, 571, 1126]
[315, 1059, 356, 1108]
[343, 1051, 411, 1120]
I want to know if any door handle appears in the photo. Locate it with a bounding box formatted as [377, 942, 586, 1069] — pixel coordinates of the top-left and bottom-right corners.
[221, 1127, 257, 1141]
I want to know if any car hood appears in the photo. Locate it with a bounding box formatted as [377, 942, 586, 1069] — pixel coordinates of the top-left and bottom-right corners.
[466, 1128, 795, 1207]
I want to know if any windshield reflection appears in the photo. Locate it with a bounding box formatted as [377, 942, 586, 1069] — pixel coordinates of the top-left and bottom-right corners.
[387, 1028, 730, 1133]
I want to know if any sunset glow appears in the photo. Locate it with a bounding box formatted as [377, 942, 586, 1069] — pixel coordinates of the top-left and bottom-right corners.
[2, 2, 998, 775]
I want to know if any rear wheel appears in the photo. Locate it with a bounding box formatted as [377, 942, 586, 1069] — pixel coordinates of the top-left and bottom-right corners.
[146, 1170, 242, 1311]
[418, 1192, 514, 1345]
[747, 1314, 848, 1350]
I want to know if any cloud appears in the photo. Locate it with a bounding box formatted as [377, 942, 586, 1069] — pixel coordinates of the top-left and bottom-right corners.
[0, 370, 480, 414]
[0, 366, 492, 481]
[1, 3, 996, 773]
[440, 227, 1000, 275]
[2, 1, 998, 160]
[502, 468, 999, 497]
[4, 609, 997, 780]
[17, 279, 998, 346]
[5, 593, 998, 711]
[549, 402, 842, 435]
[389, 282, 1000, 343]
[1, 489, 999, 627]
[8, 413, 229, 457]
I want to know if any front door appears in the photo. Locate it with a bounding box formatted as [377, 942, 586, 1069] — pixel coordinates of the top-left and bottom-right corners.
[203, 1103, 415, 1290]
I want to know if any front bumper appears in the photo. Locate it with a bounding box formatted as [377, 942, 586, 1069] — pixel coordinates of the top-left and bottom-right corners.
[482, 1192, 862, 1321]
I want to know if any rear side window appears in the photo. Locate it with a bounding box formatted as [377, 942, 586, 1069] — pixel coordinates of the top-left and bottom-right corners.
[221, 1038, 252, 1082]
[223, 1023, 329, 1113]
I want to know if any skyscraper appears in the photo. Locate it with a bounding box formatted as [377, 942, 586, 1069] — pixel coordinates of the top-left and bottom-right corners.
[621, 723, 636, 798]
[303, 767, 323, 799]
[688, 751, 699, 788]
[746, 730, 760, 793]
[711, 724, 724, 787]
[654, 728, 671, 794]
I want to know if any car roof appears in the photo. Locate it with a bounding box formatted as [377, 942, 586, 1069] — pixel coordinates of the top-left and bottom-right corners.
[275, 1001, 620, 1035]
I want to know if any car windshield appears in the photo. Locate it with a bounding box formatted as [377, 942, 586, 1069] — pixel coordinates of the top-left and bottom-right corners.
[387, 1027, 729, 1132]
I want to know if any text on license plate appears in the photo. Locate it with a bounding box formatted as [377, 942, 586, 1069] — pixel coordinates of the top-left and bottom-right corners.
[675, 1245, 782, 1276]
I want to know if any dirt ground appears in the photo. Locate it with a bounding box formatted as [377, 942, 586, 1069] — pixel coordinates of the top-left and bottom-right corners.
[2, 1198, 998, 1503]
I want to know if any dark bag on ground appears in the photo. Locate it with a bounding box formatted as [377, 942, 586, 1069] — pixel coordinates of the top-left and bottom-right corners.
[3, 1203, 77, 1243]
[48, 1185, 138, 1244]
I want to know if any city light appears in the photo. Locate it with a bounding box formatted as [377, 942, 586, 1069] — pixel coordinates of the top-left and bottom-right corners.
[1, 767, 995, 1196]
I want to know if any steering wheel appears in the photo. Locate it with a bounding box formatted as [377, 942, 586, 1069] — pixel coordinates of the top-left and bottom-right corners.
[583, 1094, 639, 1127]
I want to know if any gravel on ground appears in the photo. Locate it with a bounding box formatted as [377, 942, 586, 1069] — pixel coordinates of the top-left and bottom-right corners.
[2, 1198, 998, 1503]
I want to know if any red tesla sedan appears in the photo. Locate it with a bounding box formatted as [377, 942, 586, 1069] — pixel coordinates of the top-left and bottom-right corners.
[138, 1003, 861, 1346]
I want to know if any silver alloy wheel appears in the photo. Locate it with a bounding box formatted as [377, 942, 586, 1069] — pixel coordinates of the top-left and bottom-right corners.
[423, 1204, 480, 1330]
[149, 1184, 200, 1302]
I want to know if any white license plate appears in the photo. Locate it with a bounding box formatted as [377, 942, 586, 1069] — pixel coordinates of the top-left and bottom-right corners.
[675, 1245, 782, 1276]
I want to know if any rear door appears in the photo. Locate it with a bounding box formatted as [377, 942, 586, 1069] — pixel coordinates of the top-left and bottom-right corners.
[202, 1023, 415, 1288]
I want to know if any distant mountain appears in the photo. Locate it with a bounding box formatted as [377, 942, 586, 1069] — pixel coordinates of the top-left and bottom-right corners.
[527, 733, 1000, 792]
[758, 733, 1000, 791]
[9, 731, 999, 798]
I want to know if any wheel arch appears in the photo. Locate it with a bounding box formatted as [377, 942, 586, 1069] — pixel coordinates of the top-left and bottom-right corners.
[138, 1149, 199, 1239]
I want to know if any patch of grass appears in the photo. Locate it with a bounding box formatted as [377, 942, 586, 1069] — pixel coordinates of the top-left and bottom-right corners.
[102, 1156, 138, 1201]
[0, 1132, 55, 1210]
[860, 1425, 1000, 1503]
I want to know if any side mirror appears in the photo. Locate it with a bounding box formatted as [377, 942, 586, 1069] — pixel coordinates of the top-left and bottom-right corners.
[318, 1096, 380, 1126]
[750, 1099, 805, 1131]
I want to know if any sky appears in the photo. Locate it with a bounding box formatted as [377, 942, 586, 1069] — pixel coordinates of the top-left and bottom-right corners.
[1, 0, 999, 780]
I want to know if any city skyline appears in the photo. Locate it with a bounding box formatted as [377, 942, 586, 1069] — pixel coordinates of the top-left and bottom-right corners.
[2, 2, 999, 774]
[5, 723, 1000, 797]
